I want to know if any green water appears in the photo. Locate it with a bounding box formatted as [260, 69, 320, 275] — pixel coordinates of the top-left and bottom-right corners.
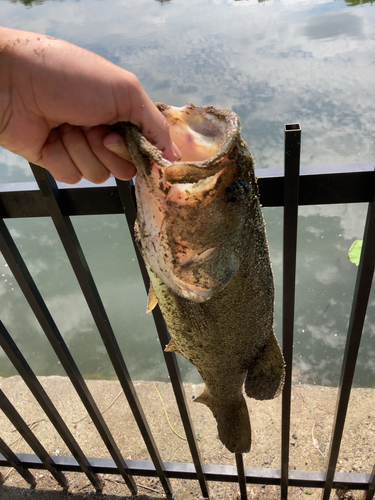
[1, 0, 374, 387]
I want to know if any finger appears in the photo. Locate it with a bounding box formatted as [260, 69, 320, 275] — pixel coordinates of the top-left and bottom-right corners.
[127, 86, 181, 162]
[103, 132, 133, 162]
[104, 130, 181, 167]
[139, 109, 178, 162]
[172, 141, 182, 161]
[59, 123, 110, 184]
[42, 128, 83, 184]
[88, 128, 137, 180]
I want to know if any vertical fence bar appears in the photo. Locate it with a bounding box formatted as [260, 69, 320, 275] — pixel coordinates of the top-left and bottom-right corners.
[115, 178, 209, 498]
[364, 465, 375, 500]
[151, 308, 210, 497]
[0, 321, 103, 491]
[0, 437, 36, 487]
[281, 124, 301, 500]
[322, 169, 375, 500]
[0, 218, 137, 494]
[0, 389, 68, 488]
[29, 164, 173, 497]
[235, 453, 248, 500]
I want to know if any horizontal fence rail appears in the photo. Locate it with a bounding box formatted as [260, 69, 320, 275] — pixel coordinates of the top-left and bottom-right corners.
[1, 162, 375, 220]
[0, 127, 374, 500]
[1, 453, 374, 488]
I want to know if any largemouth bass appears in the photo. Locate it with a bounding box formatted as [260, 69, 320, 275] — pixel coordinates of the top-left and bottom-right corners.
[117, 103, 285, 454]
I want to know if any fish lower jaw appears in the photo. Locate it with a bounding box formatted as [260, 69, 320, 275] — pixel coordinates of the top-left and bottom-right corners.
[144, 254, 214, 302]
[176, 284, 213, 302]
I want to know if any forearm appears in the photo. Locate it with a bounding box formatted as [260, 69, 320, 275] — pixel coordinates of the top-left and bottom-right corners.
[0, 27, 14, 142]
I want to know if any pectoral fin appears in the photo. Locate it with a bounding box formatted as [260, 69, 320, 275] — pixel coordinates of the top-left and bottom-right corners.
[165, 338, 182, 354]
[146, 283, 158, 314]
[245, 333, 286, 400]
[194, 388, 210, 406]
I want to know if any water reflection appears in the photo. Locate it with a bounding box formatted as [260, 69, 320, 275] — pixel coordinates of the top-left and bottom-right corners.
[303, 12, 364, 39]
[344, 0, 374, 5]
[0, 215, 202, 383]
[264, 202, 375, 388]
[8, 0, 48, 5]
[6, 0, 374, 5]
[1, 0, 375, 387]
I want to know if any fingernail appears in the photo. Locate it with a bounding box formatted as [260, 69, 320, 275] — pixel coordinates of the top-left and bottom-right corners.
[81, 126, 92, 131]
[104, 134, 124, 148]
[172, 142, 182, 161]
[46, 128, 58, 144]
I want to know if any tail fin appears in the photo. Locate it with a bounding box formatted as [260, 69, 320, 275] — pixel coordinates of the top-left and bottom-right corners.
[195, 390, 251, 454]
[245, 333, 285, 401]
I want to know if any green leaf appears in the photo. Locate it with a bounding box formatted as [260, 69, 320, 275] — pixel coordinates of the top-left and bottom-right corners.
[196, 433, 203, 441]
[348, 240, 363, 266]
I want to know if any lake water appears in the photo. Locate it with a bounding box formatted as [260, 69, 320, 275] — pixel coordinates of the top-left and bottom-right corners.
[1, 0, 375, 388]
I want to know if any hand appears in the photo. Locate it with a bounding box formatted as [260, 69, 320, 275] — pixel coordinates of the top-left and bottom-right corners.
[0, 27, 180, 184]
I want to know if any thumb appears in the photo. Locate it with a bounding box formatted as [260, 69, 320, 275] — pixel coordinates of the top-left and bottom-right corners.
[130, 95, 181, 162]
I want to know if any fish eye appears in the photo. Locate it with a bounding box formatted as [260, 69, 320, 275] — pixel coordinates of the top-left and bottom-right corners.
[226, 180, 249, 202]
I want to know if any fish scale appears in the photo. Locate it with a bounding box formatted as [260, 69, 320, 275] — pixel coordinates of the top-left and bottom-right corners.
[116, 103, 285, 454]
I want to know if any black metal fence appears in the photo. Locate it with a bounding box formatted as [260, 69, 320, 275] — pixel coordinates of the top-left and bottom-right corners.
[0, 125, 374, 499]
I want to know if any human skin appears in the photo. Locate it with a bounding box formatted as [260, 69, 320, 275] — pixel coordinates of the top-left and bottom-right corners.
[0, 27, 180, 184]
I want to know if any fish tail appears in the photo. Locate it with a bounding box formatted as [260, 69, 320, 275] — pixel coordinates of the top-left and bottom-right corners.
[245, 333, 286, 401]
[195, 391, 251, 453]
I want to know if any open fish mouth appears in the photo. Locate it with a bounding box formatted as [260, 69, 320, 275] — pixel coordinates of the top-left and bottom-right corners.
[119, 103, 253, 302]
[160, 104, 231, 164]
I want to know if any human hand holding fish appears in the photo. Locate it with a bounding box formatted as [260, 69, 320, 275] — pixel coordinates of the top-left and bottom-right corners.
[0, 27, 285, 454]
[0, 27, 180, 184]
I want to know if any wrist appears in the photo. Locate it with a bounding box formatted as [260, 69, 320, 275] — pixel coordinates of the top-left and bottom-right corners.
[0, 28, 13, 141]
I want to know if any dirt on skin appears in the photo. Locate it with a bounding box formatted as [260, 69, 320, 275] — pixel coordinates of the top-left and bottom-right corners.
[0, 376, 374, 500]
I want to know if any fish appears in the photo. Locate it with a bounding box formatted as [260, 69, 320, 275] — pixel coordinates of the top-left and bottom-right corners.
[116, 103, 285, 454]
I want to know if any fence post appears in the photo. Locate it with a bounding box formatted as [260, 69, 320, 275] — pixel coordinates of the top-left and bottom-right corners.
[322, 169, 375, 500]
[281, 124, 301, 500]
